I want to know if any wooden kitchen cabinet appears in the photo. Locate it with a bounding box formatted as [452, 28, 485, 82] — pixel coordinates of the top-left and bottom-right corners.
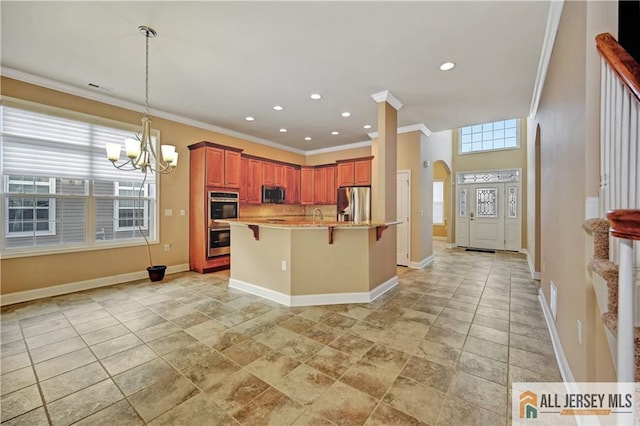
[336, 157, 373, 187]
[313, 165, 336, 205]
[262, 161, 274, 186]
[273, 164, 285, 187]
[188, 141, 243, 273]
[224, 150, 241, 188]
[239, 157, 248, 203]
[284, 166, 299, 204]
[300, 167, 315, 205]
[247, 158, 262, 204]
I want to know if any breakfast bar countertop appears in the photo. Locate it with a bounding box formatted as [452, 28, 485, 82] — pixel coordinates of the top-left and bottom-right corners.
[217, 216, 401, 228]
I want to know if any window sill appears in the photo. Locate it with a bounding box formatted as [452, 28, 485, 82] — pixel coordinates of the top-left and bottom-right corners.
[0, 239, 158, 260]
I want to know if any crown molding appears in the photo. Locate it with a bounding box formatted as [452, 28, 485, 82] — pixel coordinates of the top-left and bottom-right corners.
[1, 67, 307, 156]
[367, 123, 432, 139]
[305, 140, 372, 156]
[529, 0, 564, 119]
[371, 90, 403, 110]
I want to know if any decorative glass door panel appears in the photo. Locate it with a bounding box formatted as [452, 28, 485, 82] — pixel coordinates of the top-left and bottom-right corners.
[476, 187, 498, 218]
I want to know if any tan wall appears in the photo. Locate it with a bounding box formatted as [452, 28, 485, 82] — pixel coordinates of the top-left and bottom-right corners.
[0, 78, 307, 296]
[305, 146, 371, 166]
[433, 161, 450, 238]
[529, 0, 617, 381]
[452, 119, 528, 249]
[396, 131, 433, 264]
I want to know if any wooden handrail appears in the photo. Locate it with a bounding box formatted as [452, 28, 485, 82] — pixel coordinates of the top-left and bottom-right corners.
[607, 209, 640, 241]
[596, 33, 640, 104]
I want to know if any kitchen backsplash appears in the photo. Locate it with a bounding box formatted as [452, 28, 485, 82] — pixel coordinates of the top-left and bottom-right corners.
[239, 203, 337, 218]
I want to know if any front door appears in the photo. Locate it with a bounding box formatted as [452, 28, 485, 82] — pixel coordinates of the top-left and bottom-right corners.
[469, 183, 505, 250]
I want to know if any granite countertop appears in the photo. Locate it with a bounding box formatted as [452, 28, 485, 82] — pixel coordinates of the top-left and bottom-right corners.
[217, 216, 401, 228]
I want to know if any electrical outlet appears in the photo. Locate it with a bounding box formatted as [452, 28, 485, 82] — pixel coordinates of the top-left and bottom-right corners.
[281, 260, 287, 271]
[164, 209, 173, 217]
[164, 243, 171, 251]
[577, 320, 582, 345]
[180, 209, 186, 216]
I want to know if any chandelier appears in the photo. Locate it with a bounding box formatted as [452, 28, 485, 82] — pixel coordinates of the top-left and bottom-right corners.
[105, 26, 177, 174]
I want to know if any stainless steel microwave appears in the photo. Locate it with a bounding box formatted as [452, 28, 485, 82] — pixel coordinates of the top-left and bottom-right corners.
[262, 185, 285, 204]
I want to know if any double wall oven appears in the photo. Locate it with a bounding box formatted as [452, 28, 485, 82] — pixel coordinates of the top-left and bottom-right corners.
[208, 191, 238, 257]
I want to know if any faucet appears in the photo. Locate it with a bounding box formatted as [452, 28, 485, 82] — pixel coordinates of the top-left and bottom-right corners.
[312, 208, 324, 223]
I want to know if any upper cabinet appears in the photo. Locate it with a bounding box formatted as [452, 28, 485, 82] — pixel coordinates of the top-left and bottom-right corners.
[262, 161, 274, 186]
[191, 142, 243, 189]
[336, 157, 373, 187]
[300, 167, 315, 205]
[246, 158, 262, 204]
[284, 165, 300, 204]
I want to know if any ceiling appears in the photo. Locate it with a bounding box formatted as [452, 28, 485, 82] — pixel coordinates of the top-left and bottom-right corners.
[1, 1, 550, 153]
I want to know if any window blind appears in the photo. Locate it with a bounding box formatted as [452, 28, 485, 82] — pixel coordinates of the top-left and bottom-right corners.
[2, 106, 146, 183]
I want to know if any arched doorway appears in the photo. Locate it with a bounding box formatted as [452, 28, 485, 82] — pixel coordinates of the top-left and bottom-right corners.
[433, 160, 452, 252]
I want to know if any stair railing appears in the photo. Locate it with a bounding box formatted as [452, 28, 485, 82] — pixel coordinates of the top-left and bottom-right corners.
[597, 33, 640, 382]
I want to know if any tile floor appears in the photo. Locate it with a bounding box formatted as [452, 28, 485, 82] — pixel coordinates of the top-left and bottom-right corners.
[1, 248, 561, 425]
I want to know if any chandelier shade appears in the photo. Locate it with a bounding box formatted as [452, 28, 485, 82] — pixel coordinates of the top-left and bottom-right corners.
[105, 25, 177, 174]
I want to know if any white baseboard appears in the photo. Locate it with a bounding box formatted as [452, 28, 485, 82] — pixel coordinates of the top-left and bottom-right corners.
[538, 288, 576, 383]
[521, 248, 541, 280]
[0, 263, 190, 306]
[409, 255, 434, 269]
[229, 276, 399, 307]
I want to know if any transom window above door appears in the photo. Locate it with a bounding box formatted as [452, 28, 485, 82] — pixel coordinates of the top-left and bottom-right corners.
[459, 119, 519, 154]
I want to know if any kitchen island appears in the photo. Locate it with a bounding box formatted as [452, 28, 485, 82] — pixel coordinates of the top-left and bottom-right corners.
[219, 217, 400, 307]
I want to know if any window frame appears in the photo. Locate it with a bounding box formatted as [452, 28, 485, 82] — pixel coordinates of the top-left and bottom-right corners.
[4, 176, 57, 238]
[458, 118, 520, 155]
[114, 182, 149, 232]
[0, 98, 162, 259]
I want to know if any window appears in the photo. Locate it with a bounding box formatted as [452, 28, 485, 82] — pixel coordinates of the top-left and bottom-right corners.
[1, 101, 159, 254]
[114, 182, 148, 232]
[5, 176, 56, 237]
[433, 180, 445, 225]
[459, 118, 519, 154]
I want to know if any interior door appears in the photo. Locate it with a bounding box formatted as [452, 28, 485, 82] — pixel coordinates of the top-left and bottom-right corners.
[396, 171, 410, 266]
[469, 183, 505, 250]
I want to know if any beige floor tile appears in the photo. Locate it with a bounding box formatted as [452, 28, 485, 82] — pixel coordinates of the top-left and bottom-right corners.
[301, 324, 343, 345]
[310, 381, 378, 426]
[34, 347, 96, 381]
[458, 351, 508, 385]
[0, 406, 49, 426]
[112, 358, 176, 396]
[1, 351, 32, 374]
[0, 384, 42, 422]
[365, 402, 428, 425]
[449, 371, 507, 416]
[147, 393, 227, 426]
[1, 340, 27, 359]
[468, 324, 509, 345]
[473, 313, 510, 332]
[279, 316, 317, 334]
[207, 369, 270, 414]
[234, 387, 305, 425]
[414, 339, 461, 368]
[292, 409, 334, 425]
[201, 330, 248, 351]
[81, 324, 130, 346]
[29, 335, 87, 364]
[222, 338, 272, 366]
[433, 316, 472, 335]
[74, 315, 119, 335]
[46, 379, 123, 426]
[25, 326, 78, 350]
[509, 333, 555, 357]
[246, 350, 301, 385]
[40, 362, 108, 402]
[22, 317, 71, 338]
[171, 311, 212, 329]
[329, 331, 375, 357]
[463, 335, 508, 363]
[135, 321, 181, 343]
[90, 333, 143, 359]
[128, 373, 199, 422]
[509, 347, 561, 380]
[165, 345, 240, 392]
[101, 344, 157, 376]
[382, 376, 444, 425]
[424, 326, 466, 348]
[1, 366, 36, 396]
[73, 400, 143, 426]
[399, 355, 454, 392]
[146, 330, 198, 355]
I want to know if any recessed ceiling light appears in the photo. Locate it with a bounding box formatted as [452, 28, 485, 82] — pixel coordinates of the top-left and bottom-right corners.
[304, 137, 312, 141]
[279, 128, 287, 133]
[341, 112, 351, 118]
[245, 116, 255, 121]
[440, 62, 455, 71]
[310, 94, 322, 100]
[273, 105, 284, 111]
[363, 124, 372, 129]
[331, 131, 339, 135]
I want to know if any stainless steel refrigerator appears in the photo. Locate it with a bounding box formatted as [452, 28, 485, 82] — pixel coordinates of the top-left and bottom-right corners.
[337, 186, 371, 223]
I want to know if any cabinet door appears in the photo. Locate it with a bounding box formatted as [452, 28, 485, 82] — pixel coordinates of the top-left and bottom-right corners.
[284, 166, 299, 204]
[262, 161, 274, 186]
[273, 164, 285, 187]
[300, 167, 315, 205]
[314, 168, 326, 205]
[205, 147, 225, 187]
[336, 162, 354, 187]
[247, 159, 263, 204]
[325, 166, 337, 205]
[354, 159, 372, 186]
[239, 157, 248, 203]
[224, 151, 241, 188]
